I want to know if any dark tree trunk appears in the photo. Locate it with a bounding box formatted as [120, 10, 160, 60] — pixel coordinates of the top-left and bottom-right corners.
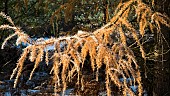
[153, 0, 170, 96]
[4, 0, 8, 14]
[103, 0, 109, 24]
[153, 27, 170, 96]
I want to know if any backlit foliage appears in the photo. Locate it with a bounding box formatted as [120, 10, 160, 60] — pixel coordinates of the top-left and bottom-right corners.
[0, 0, 170, 96]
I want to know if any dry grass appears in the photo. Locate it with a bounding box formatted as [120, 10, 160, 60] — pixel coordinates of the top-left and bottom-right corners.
[0, 0, 170, 96]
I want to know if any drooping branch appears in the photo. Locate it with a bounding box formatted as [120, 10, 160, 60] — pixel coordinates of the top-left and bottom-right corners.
[0, 0, 170, 96]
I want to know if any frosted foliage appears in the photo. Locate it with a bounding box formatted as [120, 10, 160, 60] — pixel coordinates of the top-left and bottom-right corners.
[1, 0, 170, 96]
